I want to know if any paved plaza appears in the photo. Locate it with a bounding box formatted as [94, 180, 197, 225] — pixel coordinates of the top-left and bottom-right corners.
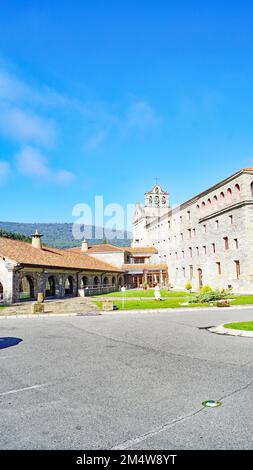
[1, 307, 253, 450]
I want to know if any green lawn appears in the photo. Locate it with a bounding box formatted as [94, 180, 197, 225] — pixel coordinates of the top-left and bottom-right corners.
[95, 289, 190, 298]
[94, 292, 253, 311]
[95, 298, 209, 310]
[228, 296, 253, 305]
[224, 321, 253, 331]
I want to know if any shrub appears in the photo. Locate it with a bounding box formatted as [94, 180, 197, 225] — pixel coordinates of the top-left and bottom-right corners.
[189, 287, 232, 304]
[200, 285, 212, 294]
[185, 281, 192, 291]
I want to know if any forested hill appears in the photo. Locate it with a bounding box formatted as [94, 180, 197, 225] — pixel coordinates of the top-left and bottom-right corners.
[0, 222, 132, 249]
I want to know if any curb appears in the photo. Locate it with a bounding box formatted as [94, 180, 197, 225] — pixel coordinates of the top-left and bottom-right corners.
[101, 305, 253, 315]
[0, 312, 100, 319]
[209, 324, 253, 338]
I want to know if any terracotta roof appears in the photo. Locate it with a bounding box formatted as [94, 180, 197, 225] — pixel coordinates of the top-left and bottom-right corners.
[67, 244, 157, 254]
[68, 243, 125, 253]
[122, 246, 158, 254]
[123, 263, 168, 271]
[0, 237, 122, 272]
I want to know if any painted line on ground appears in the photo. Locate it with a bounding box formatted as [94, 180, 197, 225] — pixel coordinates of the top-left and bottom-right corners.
[0, 383, 50, 397]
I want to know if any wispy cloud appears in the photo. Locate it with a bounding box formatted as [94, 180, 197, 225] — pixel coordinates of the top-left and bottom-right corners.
[82, 99, 160, 152]
[124, 100, 160, 132]
[0, 107, 56, 147]
[84, 129, 108, 151]
[16, 146, 75, 185]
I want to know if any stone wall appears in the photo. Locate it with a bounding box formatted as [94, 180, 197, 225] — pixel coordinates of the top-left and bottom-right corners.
[133, 170, 253, 293]
[9, 268, 124, 303]
[0, 257, 15, 304]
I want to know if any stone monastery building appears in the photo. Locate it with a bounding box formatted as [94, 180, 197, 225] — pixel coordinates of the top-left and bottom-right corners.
[132, 167, 253, 293]
[1, 167, 253, 304]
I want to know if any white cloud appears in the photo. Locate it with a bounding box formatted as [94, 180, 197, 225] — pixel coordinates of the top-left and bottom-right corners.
[83, 100, 160, 151]
[0, 107, 56, 147]
[16, 146, 50, 177]
[55, 170, 76, 185]
[124, 100, 160, 132]
[0, 160, 11, 184]
[16, 146, 75, 185]
[84, 129, 108, 151]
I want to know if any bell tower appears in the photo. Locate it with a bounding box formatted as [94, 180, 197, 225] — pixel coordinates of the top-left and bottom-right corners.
[144, 184, 169, 212]
[132, 183, 170, 247]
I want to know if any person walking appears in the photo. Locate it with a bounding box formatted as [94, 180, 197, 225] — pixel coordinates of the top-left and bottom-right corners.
[154, 283, 161, 301]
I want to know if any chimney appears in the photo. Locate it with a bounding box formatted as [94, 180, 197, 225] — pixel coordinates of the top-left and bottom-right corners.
[31, 229, 43, 249]
[81, 239, 88, 252]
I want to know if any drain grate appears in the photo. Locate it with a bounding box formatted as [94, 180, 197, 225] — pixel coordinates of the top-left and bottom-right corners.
[202, 400, 222, 408]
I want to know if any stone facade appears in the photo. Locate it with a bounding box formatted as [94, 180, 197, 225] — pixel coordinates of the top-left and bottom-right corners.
[0, 262, 123, 304]
[132, 169, 253, 293]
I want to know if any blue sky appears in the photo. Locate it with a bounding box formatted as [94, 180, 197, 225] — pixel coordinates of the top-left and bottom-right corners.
[0, 0, 253, 225]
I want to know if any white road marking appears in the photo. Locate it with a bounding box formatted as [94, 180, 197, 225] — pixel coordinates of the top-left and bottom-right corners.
[111, 408, 204, 450]
[0, 383, 50, 396]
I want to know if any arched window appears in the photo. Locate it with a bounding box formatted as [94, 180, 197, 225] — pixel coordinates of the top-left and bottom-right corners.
[162, 196, 166, 206]
[65, 276, 74, 296]
[0, 282, 3, 300]
[207, 198, 211, 208]
[46, 276, 56, 298]
[81, 276, 89, 288]
[154, 195, 159, 208]
[93, 276, 99, 287]
[235, 183, 240, 199]
[201, 201, 206, 211]
[251, 182, 253, 197]
[227, 188, 232, 202]
[213, 195, 218, 208]
[103, 276, 109, 286]
[196, 204, 200, 211]
[19, 276, 34, 300]
[220, 192, 225, 205]
[118, 276, 123, 287]
[149, 196, 152, 206]
[112, 276, 116, 286]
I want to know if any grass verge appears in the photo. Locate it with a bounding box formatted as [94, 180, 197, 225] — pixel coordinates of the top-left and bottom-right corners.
[224, 321, 253, 331]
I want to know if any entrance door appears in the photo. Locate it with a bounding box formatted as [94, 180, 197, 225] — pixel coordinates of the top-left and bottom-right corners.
[198, 269, 203, 289]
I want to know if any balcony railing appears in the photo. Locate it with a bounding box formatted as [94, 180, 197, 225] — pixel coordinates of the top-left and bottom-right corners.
[79, 286, 119, 297]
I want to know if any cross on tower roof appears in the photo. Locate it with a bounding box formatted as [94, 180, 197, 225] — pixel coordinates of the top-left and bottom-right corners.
[153, 176, 160, 185]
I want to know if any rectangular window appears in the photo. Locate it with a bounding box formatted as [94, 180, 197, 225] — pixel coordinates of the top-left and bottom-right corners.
[229, 215, 233, 224]
[203, 224, 206, 233]
[216, 262, 221, 275]
[203, 245, 207, 255]
[175, 251, 178, 260]
[189, 265, 193, 280]
[187, 210, 191, 221]
[234, 238, 239, 249]
[224, 237, 229, 250]
[215, 220, 219, 230]
[182, 267, 186, 277]
[196, 246, 199, 256]
[193, 228, 196, 237]
[212, 243, 216, 253]
[181, 232, 183, 241]
[189, 247, 192, 257]
[182, 250, 185, 258]
[188, 229, 191, 239]
[235, 260, 240, 279]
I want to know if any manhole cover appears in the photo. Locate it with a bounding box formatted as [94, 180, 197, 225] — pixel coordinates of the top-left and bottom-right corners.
[202, 400, 222, 408]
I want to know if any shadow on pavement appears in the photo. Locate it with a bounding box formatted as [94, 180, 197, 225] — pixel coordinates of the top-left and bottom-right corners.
[0, 337, 23, 349]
